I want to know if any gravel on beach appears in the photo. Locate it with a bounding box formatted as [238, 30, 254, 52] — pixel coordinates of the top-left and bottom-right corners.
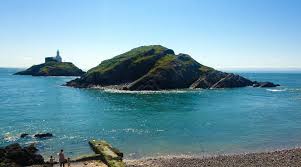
[125, 148, 301, 167]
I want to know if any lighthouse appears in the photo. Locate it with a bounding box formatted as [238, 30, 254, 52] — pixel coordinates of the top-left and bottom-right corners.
[55, 50, 62, 62]
[45, 50, 63, 63]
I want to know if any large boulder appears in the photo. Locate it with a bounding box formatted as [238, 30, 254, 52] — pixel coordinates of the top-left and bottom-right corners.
[0, 143, 44, 166]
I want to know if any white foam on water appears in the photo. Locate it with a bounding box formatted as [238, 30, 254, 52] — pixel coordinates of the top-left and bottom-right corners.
[294, 88, 301, 91]
[156, 129, 165, 132]
[122, 128, 150, 134]
[266, 89, 287, 92]
[102, 88, 194, 94]
[3, 132, 18, 142]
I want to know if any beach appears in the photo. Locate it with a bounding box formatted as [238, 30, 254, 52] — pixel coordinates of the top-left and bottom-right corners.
[125, 148, 301, 167]
[32, 160, 107, 167]
[30, 148, 301, 167]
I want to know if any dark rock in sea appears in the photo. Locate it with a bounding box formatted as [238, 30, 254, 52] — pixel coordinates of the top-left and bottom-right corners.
[20, 133, 29, 138]
[65, 45, 279, 90]
[14, 61, 85, 76]
[34, 133, 53, 138]
[253, 81, 280, 88]
[0, 143, 44, 166]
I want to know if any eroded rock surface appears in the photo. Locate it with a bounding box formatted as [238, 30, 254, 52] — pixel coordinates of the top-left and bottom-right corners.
[0, 143, 44, 167]
[66, 45, 279, 90]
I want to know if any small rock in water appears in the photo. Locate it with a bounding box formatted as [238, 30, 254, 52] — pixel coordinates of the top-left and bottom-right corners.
[34, 133, 53, 138]
[20, 133, 29, 138]
[253, 81, 280, 88]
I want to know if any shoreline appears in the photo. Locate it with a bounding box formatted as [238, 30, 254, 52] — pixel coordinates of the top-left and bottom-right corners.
[124, 146, 301, 160]
[28, 147, 301, 167]
[124, 147, 301, 167]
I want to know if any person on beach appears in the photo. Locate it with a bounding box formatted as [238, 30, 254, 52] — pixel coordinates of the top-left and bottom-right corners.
[59, 149, 65, 167]
[67, 157, 71, 167]
[49, 155, 55, 167]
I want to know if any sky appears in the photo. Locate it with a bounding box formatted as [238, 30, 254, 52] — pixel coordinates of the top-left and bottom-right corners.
[0, 0, 300, 70]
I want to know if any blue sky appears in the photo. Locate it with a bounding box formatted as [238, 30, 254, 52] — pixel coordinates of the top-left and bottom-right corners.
[0, 0, 300, 70]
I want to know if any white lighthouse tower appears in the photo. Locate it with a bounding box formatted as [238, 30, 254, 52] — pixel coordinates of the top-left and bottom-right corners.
[55, 50, 62, 62]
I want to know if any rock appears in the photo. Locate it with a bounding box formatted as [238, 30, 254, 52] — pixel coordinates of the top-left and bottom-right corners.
[190, 71, 254, 89]
[127, 53, 203, 90]
[14, 61, 85, 76]
[73, 154, 103, 162]
[210, 73, 254, 88]
[253, 81, 280, 88]
[89, 140, 125, 167]
[24, 143, 38, 153]
[65, 45, 279, 90]
[20, 133, 29, 138]
[34, 133, 53, 138]
[0, 148, 5, 161]
[0, 143, 44, 166]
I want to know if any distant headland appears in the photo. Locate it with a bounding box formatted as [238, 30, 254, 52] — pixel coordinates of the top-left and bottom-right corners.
[66, 45, 279, 90]
[14, 50, 85, 76]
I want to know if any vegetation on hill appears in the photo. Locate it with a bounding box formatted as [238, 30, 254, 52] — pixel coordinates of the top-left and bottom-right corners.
[66, 45, 278, 90]
[15, 61, 85, 76]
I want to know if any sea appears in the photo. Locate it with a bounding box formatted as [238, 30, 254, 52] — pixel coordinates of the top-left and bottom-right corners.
[1, 68, 301, 159]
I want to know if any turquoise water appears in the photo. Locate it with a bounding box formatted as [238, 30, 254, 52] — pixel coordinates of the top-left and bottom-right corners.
[1, 68, 301, 159]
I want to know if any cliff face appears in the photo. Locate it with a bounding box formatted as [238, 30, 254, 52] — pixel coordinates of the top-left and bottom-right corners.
[14, 61, 85, 76]
[66, 45, 278, 90]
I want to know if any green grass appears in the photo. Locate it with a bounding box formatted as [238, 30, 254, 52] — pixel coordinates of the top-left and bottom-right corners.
[149, 54, 176, 73]
[199, 65, 214, 73]
[87, 45, 168, 75]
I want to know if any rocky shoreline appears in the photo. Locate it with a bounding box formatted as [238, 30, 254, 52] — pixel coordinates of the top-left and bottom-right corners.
[1, 140, 125, 167]
[3, 142, 301, 167]
[125, 148, 301, 167]
[33, 148, 301, 167]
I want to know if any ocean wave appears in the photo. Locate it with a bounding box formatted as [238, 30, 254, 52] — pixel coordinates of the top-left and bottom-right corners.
[266, 89, 287, 92]
[103, 88, 193, 94]
[156, 129, 165, 132]
[2, 132, 18, 142]
[122, 128, 150, 134]
[293, 88, 301, 91]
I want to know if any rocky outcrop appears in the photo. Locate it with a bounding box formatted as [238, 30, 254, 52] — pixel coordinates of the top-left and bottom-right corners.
[66, 45, 279, 90]
[190, 71, 254, 89]
[14, 61, 85, 76]
[253, 81, 280, 88]
[89, 140, 125, 167]
[20, 133, 29, 138]
[34, 133, 53, 138]
[0, 143, 44, 167]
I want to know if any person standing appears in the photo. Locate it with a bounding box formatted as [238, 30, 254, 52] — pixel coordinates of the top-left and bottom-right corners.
[49, 155, 55, 167]
[59, 149, 65, 167]
[67, 157, 71, 167]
